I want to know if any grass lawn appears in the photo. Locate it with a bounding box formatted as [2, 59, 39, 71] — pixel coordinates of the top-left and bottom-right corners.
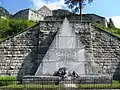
[1, 83, 120, 89]
[77, 84, 120, 89]
[77, 80, 120, 89]
[0, 84, 60, 89]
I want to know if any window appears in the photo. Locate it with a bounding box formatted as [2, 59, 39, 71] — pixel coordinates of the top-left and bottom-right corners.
[96, 21, 100, 24]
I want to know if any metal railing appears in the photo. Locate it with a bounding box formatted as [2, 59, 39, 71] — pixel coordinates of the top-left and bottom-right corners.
[0, 79, 119, 90]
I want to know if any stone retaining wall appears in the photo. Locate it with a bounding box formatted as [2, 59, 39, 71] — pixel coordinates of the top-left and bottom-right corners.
[0, 20, 120, 80]
[0, 24, 39, 76]
[92, 27, 120, 79]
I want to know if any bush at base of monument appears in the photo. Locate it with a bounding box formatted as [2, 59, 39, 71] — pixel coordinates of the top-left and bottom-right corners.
[0, 76, 17, 86]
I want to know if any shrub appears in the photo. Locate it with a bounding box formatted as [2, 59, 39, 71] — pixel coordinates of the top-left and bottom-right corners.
[0, 76, 17, 86]
[0, 18, 36, 38]
[95, 23, 120, 37]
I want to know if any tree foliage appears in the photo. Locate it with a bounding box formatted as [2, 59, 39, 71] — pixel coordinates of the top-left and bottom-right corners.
[64, 0, 93, 21]
[0, 19, 35, 38]
[107, 18, 116, 29]
[64, 0, 93, 13]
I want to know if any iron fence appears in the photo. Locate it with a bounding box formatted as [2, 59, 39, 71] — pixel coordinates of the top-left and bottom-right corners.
[0, 79, 120, 90]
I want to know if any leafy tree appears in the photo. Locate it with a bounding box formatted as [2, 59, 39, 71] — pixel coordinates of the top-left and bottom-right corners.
[107, 18, 115, 29]
[64, 0, 93, 21]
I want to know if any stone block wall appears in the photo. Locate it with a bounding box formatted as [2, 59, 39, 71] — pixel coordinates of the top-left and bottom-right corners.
[0, 21, 62, 78]
[45, 14, 106, 27]
[0, 24, 40, 77]
[0, 20, 120, 80]
[91, 26, 120, 79]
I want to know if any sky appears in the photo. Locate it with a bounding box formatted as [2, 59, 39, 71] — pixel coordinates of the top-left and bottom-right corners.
[0, 0, 120, 28]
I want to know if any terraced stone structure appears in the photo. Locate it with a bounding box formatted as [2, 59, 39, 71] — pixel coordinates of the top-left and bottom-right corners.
[0, 20, 120, 80]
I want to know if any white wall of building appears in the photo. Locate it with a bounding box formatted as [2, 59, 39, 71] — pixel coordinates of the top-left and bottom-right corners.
[13, 6, 52, 21]
[38, 6, 53, 19]
[28, 9, 43, 22]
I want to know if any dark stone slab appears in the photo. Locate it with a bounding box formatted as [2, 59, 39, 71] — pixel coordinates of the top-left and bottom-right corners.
[75, 75, 112, 84]
[22, 75, 112, 84]
[22, 76, 60, 84]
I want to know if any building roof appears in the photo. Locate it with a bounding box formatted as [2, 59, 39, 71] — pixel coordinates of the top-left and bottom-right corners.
[38, 5, 52, 12]
[12, 8, 41, 17]
[84, 14, 105, 19]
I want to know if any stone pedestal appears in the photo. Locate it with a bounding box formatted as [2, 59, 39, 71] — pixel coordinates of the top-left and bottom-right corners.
[75, 75, 112, 84]
[22, 75, 112, 84]
[22, 76, 60, 84]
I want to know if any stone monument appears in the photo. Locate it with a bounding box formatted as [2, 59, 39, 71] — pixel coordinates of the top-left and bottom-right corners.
[35, 18, 86, 75]
[23, 18, 112, 84]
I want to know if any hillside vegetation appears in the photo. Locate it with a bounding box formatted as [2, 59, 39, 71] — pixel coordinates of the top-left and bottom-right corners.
[96, 24, 120, 38]
[0, 18, 36, 41]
